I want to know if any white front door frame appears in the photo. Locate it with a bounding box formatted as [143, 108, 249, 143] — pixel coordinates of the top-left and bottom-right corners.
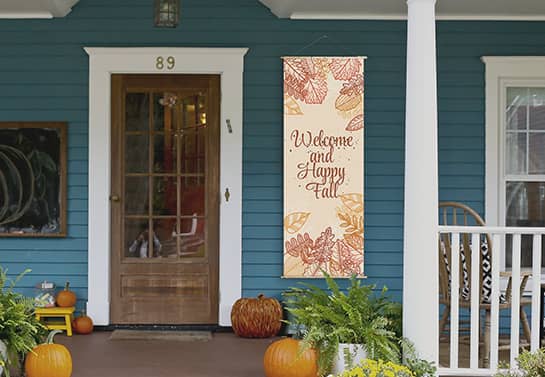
[84, 47, 248, 326]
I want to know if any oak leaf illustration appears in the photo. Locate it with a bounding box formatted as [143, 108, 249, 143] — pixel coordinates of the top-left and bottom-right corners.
[329, 58, 363, 81]
[340, 193, 364, 214]
[284, 95, 303, 115]
[284, 212, 311, 234]
[346, 114, 364, 131]
[303, 77, 328, 104]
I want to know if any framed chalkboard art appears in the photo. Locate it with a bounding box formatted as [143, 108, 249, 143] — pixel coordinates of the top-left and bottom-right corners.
[0, 122, 67, 237]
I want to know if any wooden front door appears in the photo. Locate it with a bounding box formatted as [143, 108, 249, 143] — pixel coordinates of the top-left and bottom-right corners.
[110, 74, 220, 324]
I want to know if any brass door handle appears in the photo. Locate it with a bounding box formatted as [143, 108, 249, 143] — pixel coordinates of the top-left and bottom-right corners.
[109, 195, 120, 202]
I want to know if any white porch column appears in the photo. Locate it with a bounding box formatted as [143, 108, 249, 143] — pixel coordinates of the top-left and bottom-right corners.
[403, 0, 439, 364]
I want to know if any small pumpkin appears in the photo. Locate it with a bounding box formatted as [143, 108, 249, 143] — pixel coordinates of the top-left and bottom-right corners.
[231, 294, 282, 338]
[72, 311, 93, 335]
[25, 330, 72, 377]
[263, 338, 317, 377]
[56, 282, 76, 307]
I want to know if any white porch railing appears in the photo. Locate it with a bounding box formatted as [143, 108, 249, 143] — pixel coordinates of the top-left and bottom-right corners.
[437, 225, 545, 376]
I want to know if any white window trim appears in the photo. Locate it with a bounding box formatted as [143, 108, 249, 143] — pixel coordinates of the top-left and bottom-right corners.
[483, 56, 545, 273]
[84, 47, 248, 326]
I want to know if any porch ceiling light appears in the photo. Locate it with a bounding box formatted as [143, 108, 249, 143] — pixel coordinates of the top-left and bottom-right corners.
[154, 0, 179, 28]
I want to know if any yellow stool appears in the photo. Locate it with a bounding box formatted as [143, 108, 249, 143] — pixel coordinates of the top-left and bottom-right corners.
[35, 307, 75, 336]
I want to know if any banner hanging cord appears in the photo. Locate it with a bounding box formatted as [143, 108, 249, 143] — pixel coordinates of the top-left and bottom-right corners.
[285, 34, 366, 57]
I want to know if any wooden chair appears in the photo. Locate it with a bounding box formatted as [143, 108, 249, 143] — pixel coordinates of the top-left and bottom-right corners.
[438, 201, 532, 367]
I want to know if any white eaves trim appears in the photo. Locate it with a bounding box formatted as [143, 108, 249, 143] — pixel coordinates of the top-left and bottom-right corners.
[0, 0, 79, 19]
[290, 13, 545, 21]
[259, 0, 545, 20]
[84, 47, 248, 327]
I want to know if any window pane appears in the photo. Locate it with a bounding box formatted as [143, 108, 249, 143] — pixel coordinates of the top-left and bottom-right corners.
[506, 87, 528, 130]
[529, 88, 545, 130]
[505, 181, 545, 268]
[529, 133, 545, 174]
[505, 132, 527, 174]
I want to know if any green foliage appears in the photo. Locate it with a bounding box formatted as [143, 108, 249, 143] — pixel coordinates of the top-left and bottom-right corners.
[495, 348, 545, 377]
[0, 266, 47, 377]
[283, 272, 402, 376]
[400, 339, 437, 377]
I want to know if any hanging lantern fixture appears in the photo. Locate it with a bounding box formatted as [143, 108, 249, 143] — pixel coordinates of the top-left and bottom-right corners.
[154, 0, 180, 28]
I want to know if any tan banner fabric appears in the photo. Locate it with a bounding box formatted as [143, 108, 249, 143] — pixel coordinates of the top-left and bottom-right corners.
[283, 56, 365, 278]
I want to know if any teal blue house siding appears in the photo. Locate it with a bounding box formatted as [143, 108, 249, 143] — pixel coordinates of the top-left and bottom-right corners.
[1, 0, 545, 310]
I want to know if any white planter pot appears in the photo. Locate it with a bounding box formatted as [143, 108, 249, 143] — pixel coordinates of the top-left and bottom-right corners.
[330, 343, 367, 375]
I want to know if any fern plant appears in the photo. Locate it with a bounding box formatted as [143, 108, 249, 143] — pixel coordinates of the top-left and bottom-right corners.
[283, 272, 402, 376]
[0, 266, 47, 377]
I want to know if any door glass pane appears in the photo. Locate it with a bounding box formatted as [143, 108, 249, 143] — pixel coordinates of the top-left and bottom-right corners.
[152, 177, 177, 216]
[506, 87, 528, 130]
[125, 177, 149, 215]
[181, 177, 205, 217]
[181, 130, 206, 175]
[505, 181, 545, 268]
[179, 217, 205, 257]
[529, 88, 545, 130]
[154, 92, 177, 131]
[181, 95, 205, 129]
[152, 218, 177, 258]
[153, 134, 177, 173]
[505, 132, 526, 175]
[125, 134, 149, 173]
[126, 93, 149, 132]
[125, 219, 149, 258]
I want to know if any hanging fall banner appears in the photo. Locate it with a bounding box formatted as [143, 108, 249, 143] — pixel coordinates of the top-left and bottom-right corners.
[283, 56, 365, 278]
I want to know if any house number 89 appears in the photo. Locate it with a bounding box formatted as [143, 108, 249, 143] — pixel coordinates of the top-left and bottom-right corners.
[156, 56, 175, 70]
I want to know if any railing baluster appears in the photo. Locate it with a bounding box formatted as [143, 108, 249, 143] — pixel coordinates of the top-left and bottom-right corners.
[510, 234, 522, 366]
[489, 233, 501, 370]
[437, 226, 545, 376]
[450, 232, 460, 368]
[470, 233, 480, 369]
[531, 234, 542, 351]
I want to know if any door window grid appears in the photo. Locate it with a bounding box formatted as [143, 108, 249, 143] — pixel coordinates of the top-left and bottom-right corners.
[123, 90, 207, 260]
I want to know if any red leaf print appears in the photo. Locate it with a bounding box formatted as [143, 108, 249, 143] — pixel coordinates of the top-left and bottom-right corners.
[303, 77, 328, 104]
[340, 75, 364, 96]
[329, 58, 362, 81]
[285, 233, 314, 258]
[346, 114, 364, 131]
[283, 58, 314, 102]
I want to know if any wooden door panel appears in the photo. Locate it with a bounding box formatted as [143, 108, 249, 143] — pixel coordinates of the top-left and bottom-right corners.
[110, 74, 219, 324]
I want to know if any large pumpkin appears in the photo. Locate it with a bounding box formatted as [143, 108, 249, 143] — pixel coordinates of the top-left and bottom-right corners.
[231, 294, 282, 338]
[264, 338, 318, 377]
[25, 330, 72, 377]
[72, 311, 93, 335]
[56, 282, 76, 307]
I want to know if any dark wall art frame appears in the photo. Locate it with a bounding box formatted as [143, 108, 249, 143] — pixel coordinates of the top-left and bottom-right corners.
[0, 122, 67, 237]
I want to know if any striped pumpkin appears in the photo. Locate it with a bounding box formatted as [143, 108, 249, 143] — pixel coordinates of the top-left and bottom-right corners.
[231, 294, 282, 338]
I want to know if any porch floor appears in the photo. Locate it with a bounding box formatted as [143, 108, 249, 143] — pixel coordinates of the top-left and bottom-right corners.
[57, 331, 275, 377]
[55, 330, 516, 376]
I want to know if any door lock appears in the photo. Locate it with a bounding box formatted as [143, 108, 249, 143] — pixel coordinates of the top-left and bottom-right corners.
[109, 195, 120, 202]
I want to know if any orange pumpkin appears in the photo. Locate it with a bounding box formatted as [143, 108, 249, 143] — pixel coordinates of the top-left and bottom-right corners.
[56, 282, 76, 307]
[72, 311, 93, 335]
[25, 330, 72, 377]
[264, 338, 318, 377]
[231, 294, 282, 338]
